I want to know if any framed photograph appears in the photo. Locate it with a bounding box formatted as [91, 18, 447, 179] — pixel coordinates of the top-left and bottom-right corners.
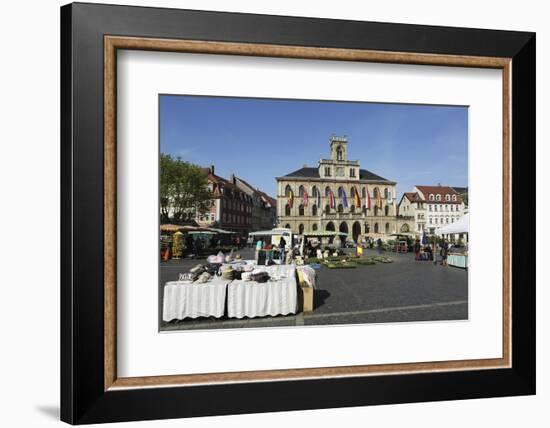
[61, 2, 535, 424]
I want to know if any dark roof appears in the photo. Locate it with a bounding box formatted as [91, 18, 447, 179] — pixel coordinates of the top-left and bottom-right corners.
[359, 169, 390, 181]
[451, 186, 468, 194]
[282, 167, 320, 178]
[281, 167, 391, 182]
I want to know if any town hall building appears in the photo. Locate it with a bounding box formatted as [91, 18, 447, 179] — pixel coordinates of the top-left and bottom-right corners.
[276, 136, 400, 242]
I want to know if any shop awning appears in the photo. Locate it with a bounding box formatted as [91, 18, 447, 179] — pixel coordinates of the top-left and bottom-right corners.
[160, 224, 201, 232]
[249, 229, 292, 237]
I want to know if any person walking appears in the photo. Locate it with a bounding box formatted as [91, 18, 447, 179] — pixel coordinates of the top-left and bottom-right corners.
[307, 239, 314, 257]
[194, 237, 202, 258]
[279, 235, 287, 264]
[255, 237, 263, 264]
[185, 234, 194, 257]
[440, 240, 449, 267]
[426, 244, 433, 261]
[414, 239, 421, 261]
[376, 238, 383, 255]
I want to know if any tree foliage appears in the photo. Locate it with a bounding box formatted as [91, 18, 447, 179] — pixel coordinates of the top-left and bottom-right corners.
[160, 154, 213, 223]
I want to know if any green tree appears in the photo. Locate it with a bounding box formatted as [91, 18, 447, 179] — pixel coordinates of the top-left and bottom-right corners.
[160, 154, 213, 223]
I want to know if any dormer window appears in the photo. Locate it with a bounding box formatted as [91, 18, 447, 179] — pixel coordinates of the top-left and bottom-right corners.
[436, 194, 441, 201]
[445, 195, 450, 201]
[429, 194, 434, 201]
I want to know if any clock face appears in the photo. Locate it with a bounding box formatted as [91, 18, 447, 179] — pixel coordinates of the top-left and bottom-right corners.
[336, 167, 344, 177]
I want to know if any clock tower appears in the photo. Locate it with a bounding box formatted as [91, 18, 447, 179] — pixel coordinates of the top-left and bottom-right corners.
[330, 135, 348, 162]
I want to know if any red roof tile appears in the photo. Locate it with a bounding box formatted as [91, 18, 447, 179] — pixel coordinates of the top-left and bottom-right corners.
[415, 185, 463, 204]
[404, 192, 425, 203]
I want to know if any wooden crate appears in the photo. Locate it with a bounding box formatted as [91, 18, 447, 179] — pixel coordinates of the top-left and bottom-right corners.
[300, 284, 314, 313]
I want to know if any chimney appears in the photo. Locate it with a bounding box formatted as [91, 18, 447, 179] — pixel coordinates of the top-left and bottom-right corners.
[303, 164, 307, 168]
[210, 164, 215, 174]
[230, 173, 235, 184]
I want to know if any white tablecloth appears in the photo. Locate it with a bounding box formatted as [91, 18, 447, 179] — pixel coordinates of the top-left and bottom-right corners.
[227, 265, 298, 318]
[162, 279, 230, 321]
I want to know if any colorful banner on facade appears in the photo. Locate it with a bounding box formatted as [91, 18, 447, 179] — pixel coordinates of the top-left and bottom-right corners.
[338, 187, 348, 208]
[354, 189, 360, 207]
[288, 189, 294, 208]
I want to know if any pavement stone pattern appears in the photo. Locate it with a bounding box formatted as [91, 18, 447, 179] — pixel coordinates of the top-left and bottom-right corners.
[159, 247, 467, 331]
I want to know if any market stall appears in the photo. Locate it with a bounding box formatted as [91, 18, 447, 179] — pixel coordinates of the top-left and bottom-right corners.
[227, 263, 298, 318]
[160, 224, 236, 259]
[162, 277, 231, 321]
[249, 228, 294, 248]
[435, 214, 469, 268]
[302, 231, 347, 257]
[447, 253, 468, 268]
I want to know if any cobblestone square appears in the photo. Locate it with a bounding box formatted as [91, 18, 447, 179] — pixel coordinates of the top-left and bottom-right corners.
[160, 247, 467, 331]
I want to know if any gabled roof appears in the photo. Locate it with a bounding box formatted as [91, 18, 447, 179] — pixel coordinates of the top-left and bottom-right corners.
[208, 172, 232, 187]
[415, 185, 459, 196]
[234, 176, 255, 192]
[451, 186, 468, 194]
[280, 166, 391, 182]
[415, 185, 463, 204]
[258, 190, 277, 207]
[234, 176, 276, 207]
[403, 192, 425, 203]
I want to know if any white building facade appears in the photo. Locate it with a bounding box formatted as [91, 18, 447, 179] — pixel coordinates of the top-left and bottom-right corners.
[397, 192, 427, 233]
[414, 185, 466, 234]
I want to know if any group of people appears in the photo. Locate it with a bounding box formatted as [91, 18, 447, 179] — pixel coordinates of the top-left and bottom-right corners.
[361, 237, 384, 254]
[254, 235, 325, 265]
[413, 239, 449, 266]
[255, 235, 289, 264]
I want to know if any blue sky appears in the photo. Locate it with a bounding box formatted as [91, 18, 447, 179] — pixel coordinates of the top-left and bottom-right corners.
[160, 95, 468, 200]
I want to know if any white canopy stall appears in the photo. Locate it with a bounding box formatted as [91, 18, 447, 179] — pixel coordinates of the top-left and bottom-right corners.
[434, 213, 469, 238]
[249, 228, 294, 248]
[435, 213, 469, 268]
